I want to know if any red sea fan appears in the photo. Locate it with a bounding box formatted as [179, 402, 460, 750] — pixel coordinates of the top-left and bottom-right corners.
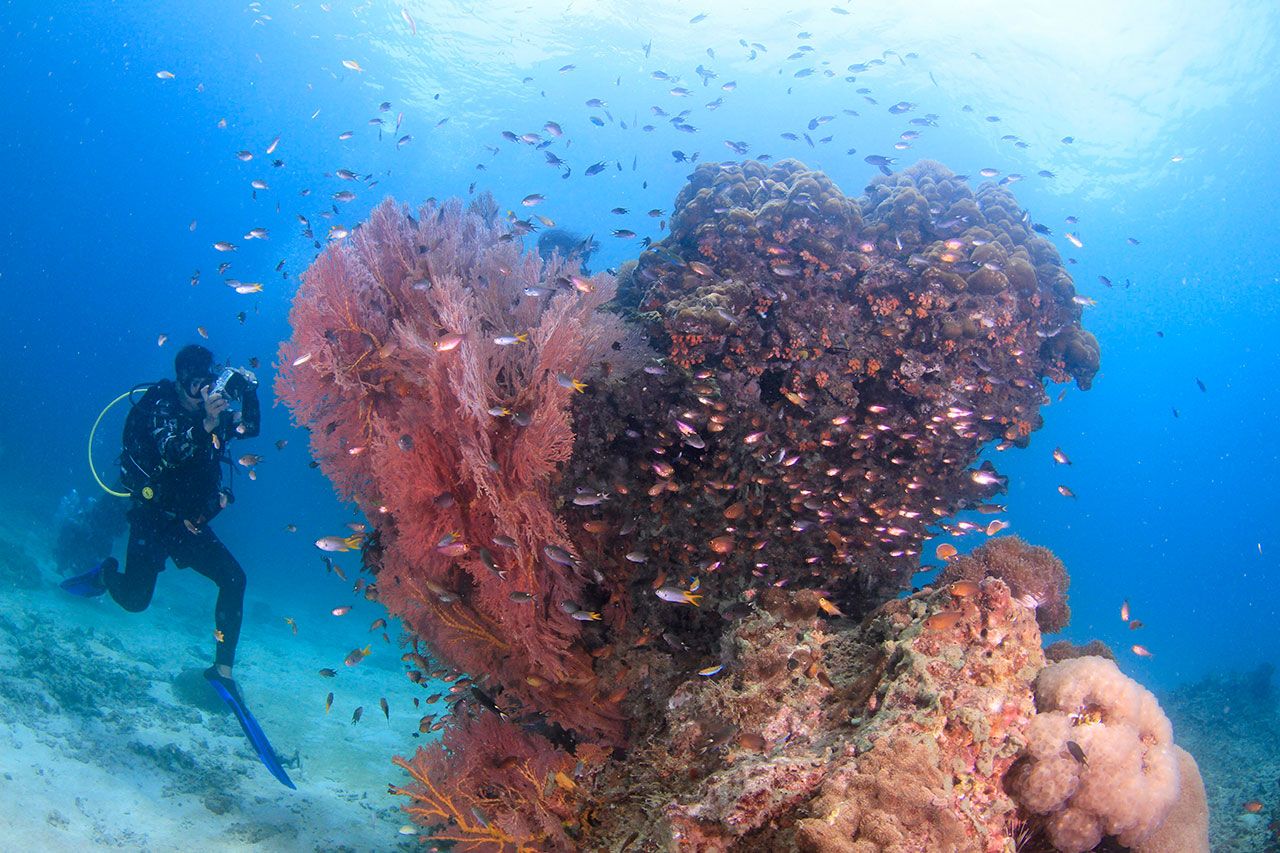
[390, 713, 607, 852]
[276, 197, 642, 741]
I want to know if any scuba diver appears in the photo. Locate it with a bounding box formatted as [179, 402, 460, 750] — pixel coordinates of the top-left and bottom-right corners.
[536, 228, 599, 272]
[60, 345, 291, 786]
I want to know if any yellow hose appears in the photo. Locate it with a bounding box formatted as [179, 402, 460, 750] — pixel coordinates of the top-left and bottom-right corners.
[89, 390, 135, 497]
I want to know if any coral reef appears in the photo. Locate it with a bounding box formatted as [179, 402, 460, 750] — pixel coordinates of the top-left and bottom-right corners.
[938, 537, 1071, 634]
[275, 161, 1132, 851]
[1161, 665, 1279, 852]
[1044, 639, 1115, 663]
[1007, 656, 1194, 852]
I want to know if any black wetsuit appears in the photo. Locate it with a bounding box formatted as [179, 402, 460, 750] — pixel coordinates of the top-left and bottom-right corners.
[110, 379, 259, 668]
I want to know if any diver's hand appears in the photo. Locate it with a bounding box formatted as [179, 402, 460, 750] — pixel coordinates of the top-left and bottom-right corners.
[201, 386, 228, 432]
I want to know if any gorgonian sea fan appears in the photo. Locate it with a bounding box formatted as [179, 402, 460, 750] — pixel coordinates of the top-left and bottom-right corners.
[276, 196, 642, 740]
[390, 712, 610, 852]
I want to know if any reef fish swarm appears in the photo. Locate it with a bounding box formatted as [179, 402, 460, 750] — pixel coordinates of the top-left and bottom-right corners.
[591, 158, 1098, 613]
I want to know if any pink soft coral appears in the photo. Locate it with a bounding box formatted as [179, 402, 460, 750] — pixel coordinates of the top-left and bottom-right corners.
[1008, 656, 1185, 852]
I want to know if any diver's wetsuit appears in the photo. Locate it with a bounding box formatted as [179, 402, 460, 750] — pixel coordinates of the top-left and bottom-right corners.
[109, 379, 259, 668]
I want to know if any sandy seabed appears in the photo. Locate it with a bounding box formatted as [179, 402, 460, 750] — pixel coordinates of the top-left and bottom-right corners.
[0, 509, 425, 852]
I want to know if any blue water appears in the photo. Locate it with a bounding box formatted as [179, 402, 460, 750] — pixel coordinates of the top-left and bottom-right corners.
[2, 0, 1278, 824]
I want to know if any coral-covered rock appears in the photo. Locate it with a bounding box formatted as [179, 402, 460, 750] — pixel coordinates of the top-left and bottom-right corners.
[1007, 656, 1184, 852]
[938, 536, 1071, 633]
[280, 167, 1110, 852]
[582, 580, 1044, 852]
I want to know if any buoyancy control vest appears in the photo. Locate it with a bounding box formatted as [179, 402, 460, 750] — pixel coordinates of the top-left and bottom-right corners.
[119, 380, 224, 517]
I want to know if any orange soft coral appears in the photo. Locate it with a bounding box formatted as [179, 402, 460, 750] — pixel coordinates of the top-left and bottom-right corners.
[938, 536, 1070, 633]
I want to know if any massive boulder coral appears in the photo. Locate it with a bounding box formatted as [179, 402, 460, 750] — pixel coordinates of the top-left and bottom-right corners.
[597, 159, 1099, 620]
[1006, 655, 1206, 852]
[1132, 746, 1209, 853]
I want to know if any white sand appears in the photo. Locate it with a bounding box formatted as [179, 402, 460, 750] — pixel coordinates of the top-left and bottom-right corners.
[0, 508, 437, 851]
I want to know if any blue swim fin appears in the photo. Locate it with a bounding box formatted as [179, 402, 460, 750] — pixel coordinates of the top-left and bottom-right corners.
[59, 557, 115, 597]
[204, 667, 296, 789]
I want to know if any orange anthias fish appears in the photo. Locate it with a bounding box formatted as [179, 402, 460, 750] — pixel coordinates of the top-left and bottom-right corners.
[1242, 800, 1263, 813]
[935, 543, 958, 561]
[926, 610, 963, 630]
[816, 597, 844, 617]
[1120, 599, 1131, 622]
[1131, 644, 1154, 658]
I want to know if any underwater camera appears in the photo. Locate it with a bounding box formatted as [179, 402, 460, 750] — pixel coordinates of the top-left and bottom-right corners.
[210, 366, 257, 403]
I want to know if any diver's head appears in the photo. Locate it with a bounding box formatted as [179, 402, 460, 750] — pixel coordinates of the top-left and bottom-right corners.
[175, 344, 216, 402]
[537, 229, 599, 272]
